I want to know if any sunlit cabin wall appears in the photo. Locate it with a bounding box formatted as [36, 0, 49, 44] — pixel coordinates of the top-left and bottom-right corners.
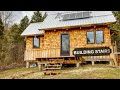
[24, 25, 111, 61]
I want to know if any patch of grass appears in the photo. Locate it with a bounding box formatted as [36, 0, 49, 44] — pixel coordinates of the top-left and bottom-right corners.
[0, 67, 38, 79]
[85, 69, 120, 79]
[0, 64, 120, 79]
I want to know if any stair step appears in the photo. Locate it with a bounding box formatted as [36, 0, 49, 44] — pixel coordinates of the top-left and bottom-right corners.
[44, 71, 60, 75]
[44, 67, 61, 70]
[46, 64, 62, 66]
[43, 68, 61, 71]
[45, 65, 62, 68]
[48, 62, 63, 63]
[43, 63, 62, 75]
[45, 67, 62, 68]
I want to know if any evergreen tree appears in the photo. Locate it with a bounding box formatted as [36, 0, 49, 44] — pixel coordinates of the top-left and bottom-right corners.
[18, 15, 29, 42]
[30, 11, 47, 23]
[110, 11, 120, 51]
[19, 15, 29, 34]
[42, 12, 48, 21]
[110, 11, 120, 30]
[9, 24, 19, 43]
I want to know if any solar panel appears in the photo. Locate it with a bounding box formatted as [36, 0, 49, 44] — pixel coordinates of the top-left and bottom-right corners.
[83, 11, 90, 18]
[69, 13, 77, 20]
[55, 13, 62, 19]
[62, 11, 90, 21]
[62, 14, 70, 20]
[75, 12, 83, 19]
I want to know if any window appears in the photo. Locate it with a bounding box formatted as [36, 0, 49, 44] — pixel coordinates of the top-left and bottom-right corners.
[96, 31, 104, 43]
[86, 30, 104, 44]
[87, 31, 94, 44]
[33, 36, 40, 48]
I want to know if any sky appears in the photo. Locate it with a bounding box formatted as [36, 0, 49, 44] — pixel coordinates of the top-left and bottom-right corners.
[13, 11, 40, 24]
[13, 11, 63, 24]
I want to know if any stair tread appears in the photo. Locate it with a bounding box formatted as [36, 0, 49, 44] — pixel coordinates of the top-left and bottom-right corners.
[44, 68, 61, 69]
[43, 63, 62, 72]
[46, 65, 62, 66]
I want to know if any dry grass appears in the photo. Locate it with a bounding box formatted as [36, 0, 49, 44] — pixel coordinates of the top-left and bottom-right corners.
[0, 64, 120, 79]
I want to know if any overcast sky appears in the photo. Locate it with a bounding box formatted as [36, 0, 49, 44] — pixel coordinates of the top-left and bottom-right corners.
[13, 11, 64, 24]
[13, 11, 34, 23]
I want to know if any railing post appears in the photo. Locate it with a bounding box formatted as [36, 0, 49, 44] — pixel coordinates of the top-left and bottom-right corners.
[110, 45, 118, 66]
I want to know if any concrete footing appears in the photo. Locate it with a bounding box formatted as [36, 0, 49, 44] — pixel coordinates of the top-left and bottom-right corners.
[38, 64, 42, 71]
[92, 61, 95, 66]
[76, 63, 80, 68]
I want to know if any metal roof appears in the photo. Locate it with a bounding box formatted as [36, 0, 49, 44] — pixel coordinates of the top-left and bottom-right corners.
[21, 11, 116, 36]
[21, 22, 44, 36]
[39, 11, 116, 30]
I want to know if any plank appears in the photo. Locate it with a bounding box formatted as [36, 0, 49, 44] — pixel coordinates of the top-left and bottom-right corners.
[45, 65, 62, 67]
[44, 71, 60, 75]
[85, 58, 112, 61]
[45, 67, 61, 70]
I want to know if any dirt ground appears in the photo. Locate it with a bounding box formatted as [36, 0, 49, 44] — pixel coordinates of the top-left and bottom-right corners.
[0, 64, 120, 79]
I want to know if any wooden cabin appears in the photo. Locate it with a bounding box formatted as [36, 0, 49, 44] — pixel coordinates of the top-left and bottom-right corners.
[21, 11, 117, 69]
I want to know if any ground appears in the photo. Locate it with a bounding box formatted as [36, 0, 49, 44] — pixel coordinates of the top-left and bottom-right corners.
[0, 64, 120, 79]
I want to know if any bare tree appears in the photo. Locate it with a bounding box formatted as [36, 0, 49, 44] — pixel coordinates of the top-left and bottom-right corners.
[0, 11, 14, 28]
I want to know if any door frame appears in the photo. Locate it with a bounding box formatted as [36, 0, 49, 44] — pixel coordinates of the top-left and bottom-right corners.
[60, 33, 70, 56]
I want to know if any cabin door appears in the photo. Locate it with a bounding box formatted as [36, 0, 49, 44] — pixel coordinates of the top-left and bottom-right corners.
[61, 33, 70, 56]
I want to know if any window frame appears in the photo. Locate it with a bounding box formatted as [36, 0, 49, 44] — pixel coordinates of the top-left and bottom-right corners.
[60, 33, 70, 56]
[86, 31, 95, 44]
[86, 30, 104, 44]
[33, 36, 40, 48]
[95, 30, 104, 44]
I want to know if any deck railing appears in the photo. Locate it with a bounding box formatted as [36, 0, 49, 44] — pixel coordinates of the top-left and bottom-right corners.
[24, 48, 61, 61]
[24, 46, 116, 63]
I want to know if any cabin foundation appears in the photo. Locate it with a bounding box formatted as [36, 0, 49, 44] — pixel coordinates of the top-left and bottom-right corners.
[92, 61, 95, 65]
[38, 64, 42, 71]
[109, 60, 112, 66]
[26, 61, 30, 68]
[76, 63, 80, 67]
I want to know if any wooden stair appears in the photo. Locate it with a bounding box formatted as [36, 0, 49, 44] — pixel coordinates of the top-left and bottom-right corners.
[43, 63, 62, 75]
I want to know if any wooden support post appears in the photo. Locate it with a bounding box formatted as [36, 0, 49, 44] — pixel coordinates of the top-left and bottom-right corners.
[38, 64, 42, 71]
[45, 63, 47, 67]
[37, 61, 42, 71]
[76, 63, 80, 68]
[92, 61, 95, 66]
[26, 61, 30, 68]
[109, 60, 112, 66]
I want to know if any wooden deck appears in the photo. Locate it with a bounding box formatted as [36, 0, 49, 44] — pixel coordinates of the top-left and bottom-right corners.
[24, 45, 119, 67]
[37, 59, 81, 64]
[24, 48, 77, 61]
[24, 48, 112, 61]
[25, 49, 112, 65]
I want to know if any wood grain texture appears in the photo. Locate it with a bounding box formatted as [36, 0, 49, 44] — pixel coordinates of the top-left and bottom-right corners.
[24, 26, 112, 61]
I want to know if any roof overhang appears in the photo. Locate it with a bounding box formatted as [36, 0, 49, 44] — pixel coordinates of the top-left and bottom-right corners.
[21, 33, 44, 37]
[38, 22, 115, 31]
